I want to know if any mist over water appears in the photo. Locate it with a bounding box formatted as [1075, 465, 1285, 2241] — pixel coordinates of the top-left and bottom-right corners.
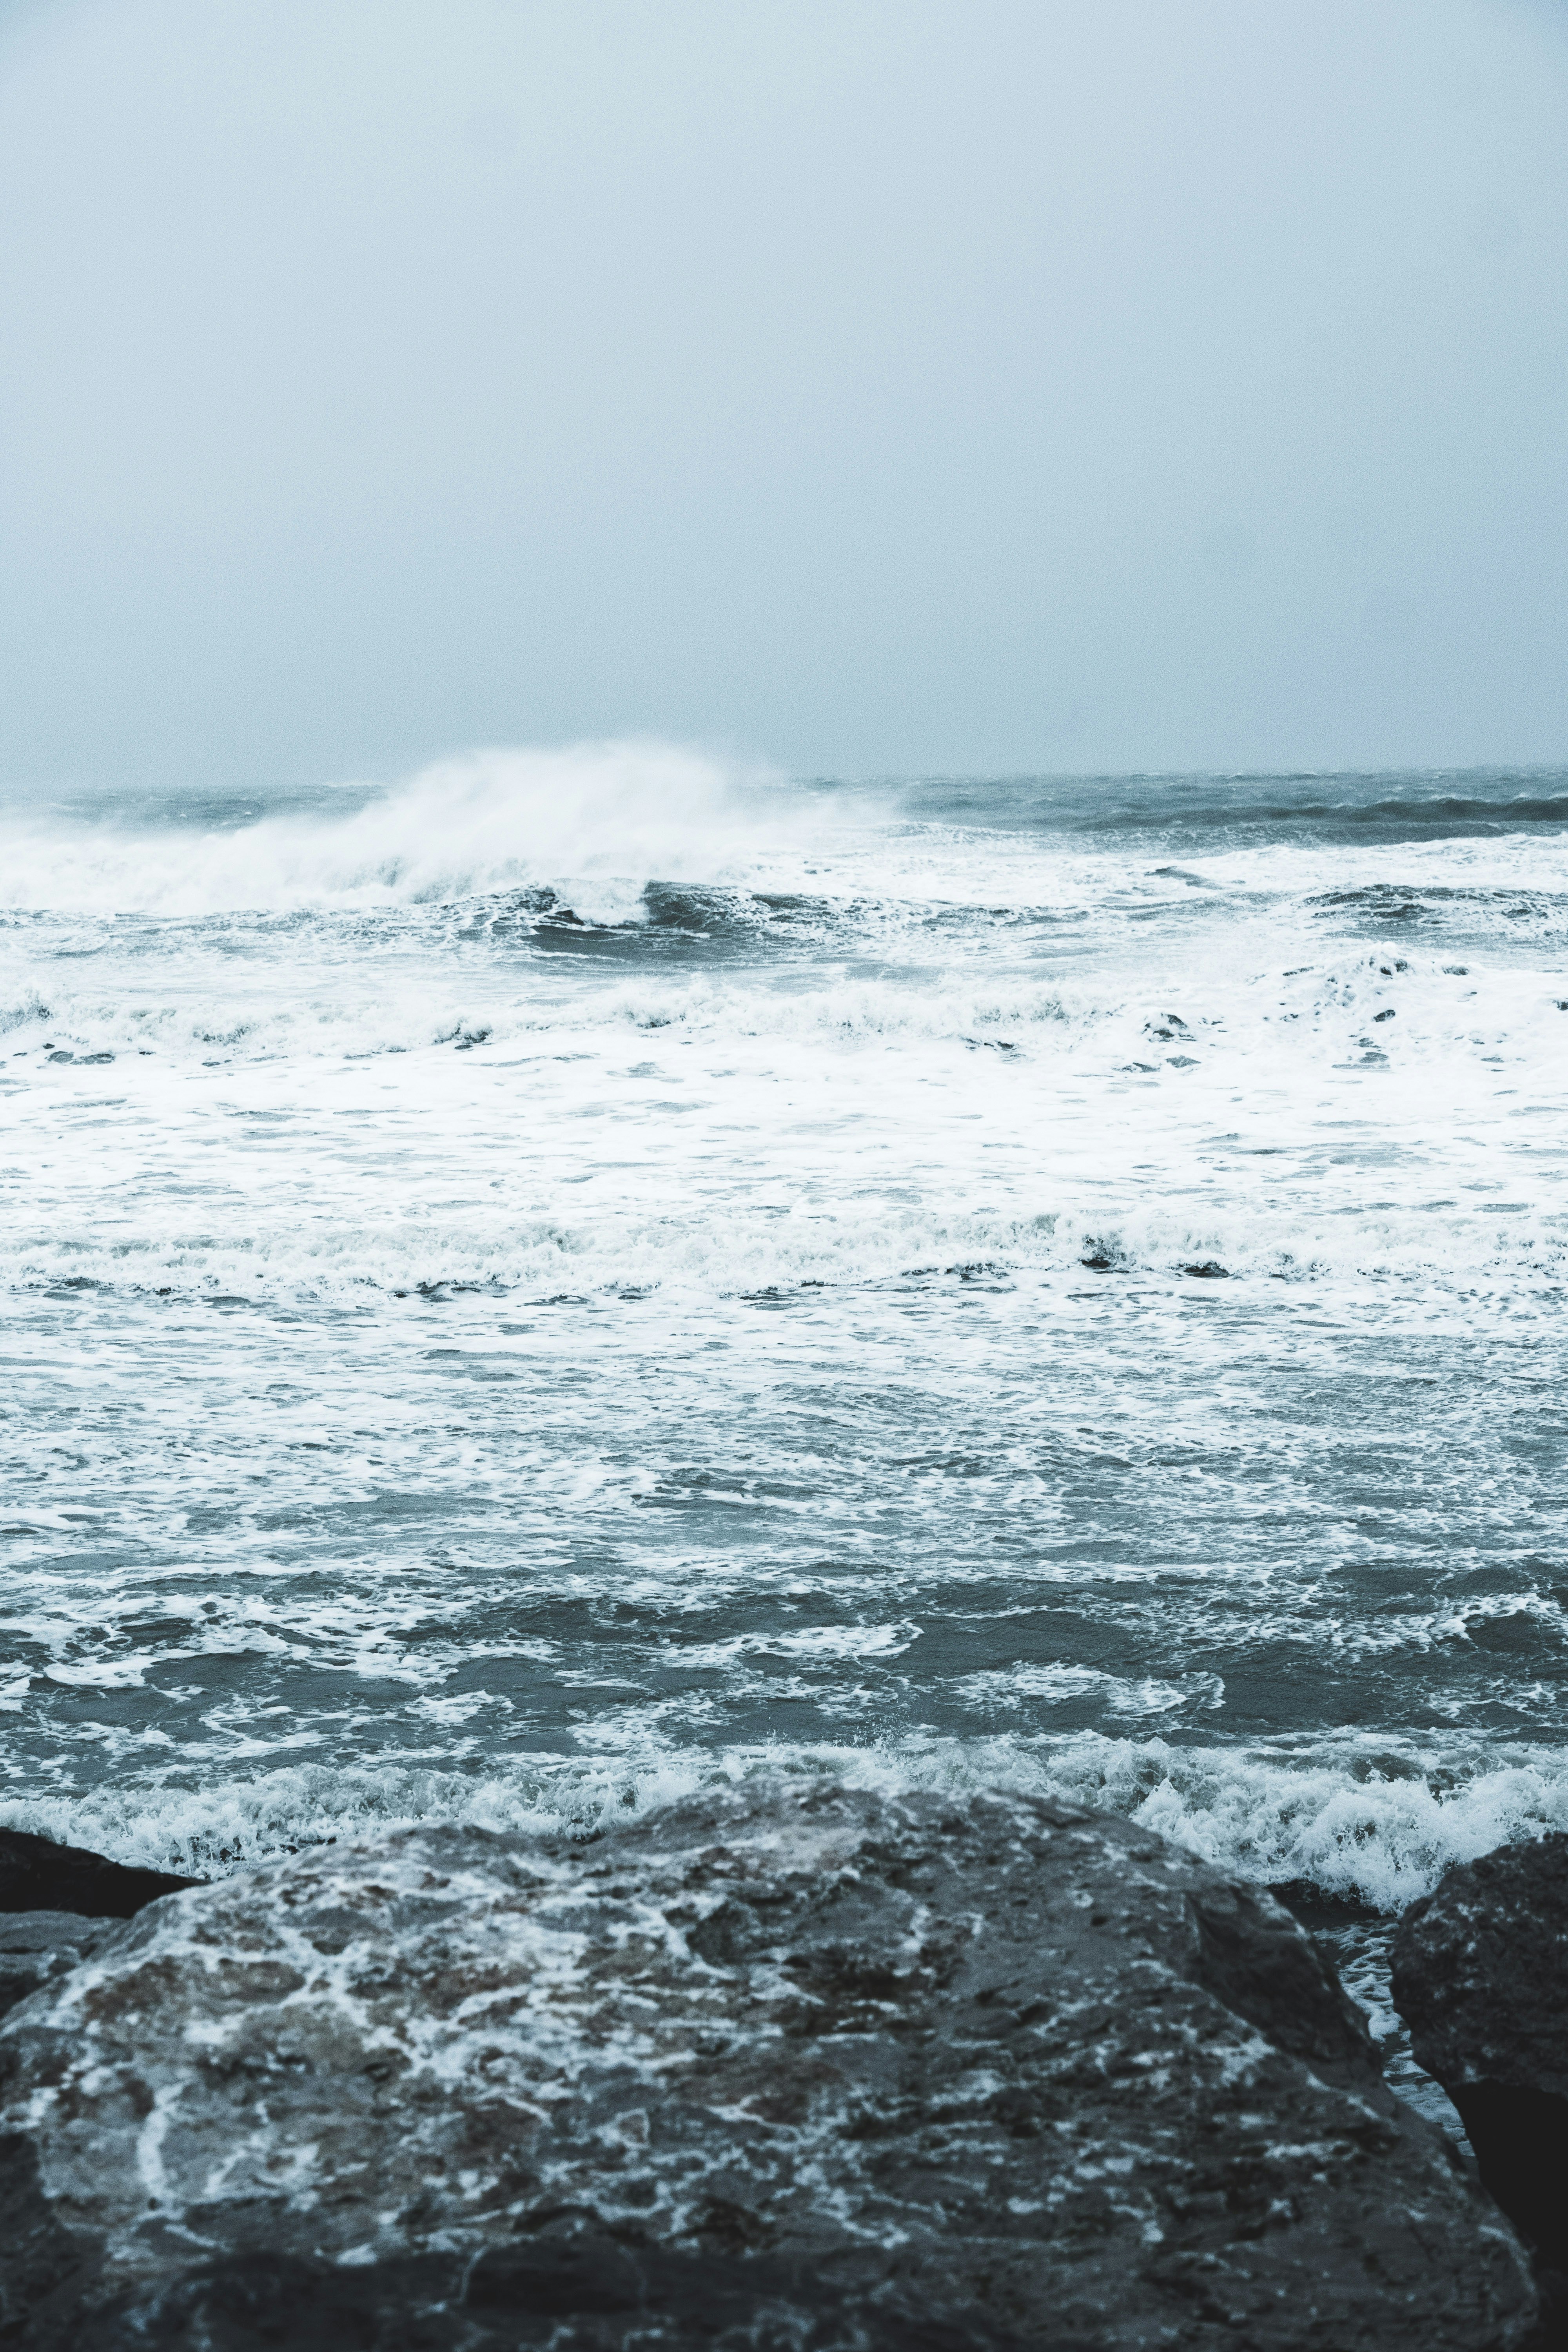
[4, 749, 1568, 2113]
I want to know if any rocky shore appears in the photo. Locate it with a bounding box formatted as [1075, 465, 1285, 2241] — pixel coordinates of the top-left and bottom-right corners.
[0, 1786, 1547, 2349]
[1392, 1834, 1568, 2350]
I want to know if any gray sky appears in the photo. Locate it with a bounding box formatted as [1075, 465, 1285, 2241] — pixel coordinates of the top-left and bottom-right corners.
[3, 0, 1566, 790]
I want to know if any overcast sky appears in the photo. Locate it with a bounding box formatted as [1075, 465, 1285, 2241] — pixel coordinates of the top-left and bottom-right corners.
[2, 0, 1566, 791]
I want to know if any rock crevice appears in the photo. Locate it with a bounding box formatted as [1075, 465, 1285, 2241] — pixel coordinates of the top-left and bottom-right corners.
[1392, 1830, 1568, 2330]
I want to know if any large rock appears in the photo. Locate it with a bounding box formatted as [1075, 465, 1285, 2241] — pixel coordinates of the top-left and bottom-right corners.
[1392, 1833, 1568, 2280]
[0, 1782, 1538, 2350]
[0, 1826, 198, 1918]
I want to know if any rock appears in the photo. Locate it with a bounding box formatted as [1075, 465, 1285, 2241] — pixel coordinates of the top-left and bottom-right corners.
[0, 1916, 116, 2024]
[1392, 1833, 1568, 2280]
[0, 1827, 199, 1919]
[0, 1782, 1537, 2350]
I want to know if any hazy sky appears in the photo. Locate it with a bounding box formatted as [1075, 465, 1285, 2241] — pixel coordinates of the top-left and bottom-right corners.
[3, 0, 1566, 790]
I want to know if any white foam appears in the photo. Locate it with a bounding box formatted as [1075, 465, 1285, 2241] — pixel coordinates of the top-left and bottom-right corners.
[3, 913, 1566, 1303]
[5, 756, 1568, 1917]
[7, 1731, 1568, 1913]
[0, 743, 859, 917]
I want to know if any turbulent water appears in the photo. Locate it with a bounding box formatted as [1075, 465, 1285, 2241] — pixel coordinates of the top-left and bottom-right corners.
[4, 747, 1568, 2112]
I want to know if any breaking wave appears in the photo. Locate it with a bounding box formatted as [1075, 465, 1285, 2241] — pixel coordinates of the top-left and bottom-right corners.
[7, 1729, 1566, 1914]
[0, 742, 857, 918]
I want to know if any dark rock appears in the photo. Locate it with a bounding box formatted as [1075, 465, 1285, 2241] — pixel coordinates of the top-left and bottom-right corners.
[0, 1916, 116, 2023]
[1267, 1879, 1384, 1930]
[0, 1828, 199, 1920]
[0, 1782, 1537, 2350]
[1392, 1833, 1568, 2281]
[57, 2241, 1049, 2351]
[1181, 1261, 1229, 1279]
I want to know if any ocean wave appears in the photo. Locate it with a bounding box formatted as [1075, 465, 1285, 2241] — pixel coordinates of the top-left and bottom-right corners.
[3, 1188, 1566, 1302]
[0, 743, 862, 918]
[6, 1729, 1566, 1911]
[1087, 790, 1568, 841]
[3, 929, 1565, 1303]
[893, 768, 1568, 846]
[7, 760, 1568, 1967]
[3, 937, 1563, 1064]
[8, 751, 1568, 935]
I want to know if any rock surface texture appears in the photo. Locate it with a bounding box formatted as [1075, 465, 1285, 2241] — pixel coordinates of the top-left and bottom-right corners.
[0, 1782, 1538, 2350]
[0, 1915, 116, 2025]
[1392, 1832, 1568, 2287]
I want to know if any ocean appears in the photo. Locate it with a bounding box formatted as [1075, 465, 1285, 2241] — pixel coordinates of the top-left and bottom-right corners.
[3, 748, 1567, 2118]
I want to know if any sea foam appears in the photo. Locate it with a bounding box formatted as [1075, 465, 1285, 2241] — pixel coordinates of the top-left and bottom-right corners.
[3, 753, 1566, 1934]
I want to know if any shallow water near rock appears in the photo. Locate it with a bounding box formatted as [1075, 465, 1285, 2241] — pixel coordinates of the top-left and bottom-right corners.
[3, 755, 1567, 2117]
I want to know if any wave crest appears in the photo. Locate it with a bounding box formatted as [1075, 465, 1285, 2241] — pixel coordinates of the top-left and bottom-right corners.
[0, 742, 828, 917]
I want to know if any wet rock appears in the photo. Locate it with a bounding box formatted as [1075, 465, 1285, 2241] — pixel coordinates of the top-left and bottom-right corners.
[1392, 1833, 1568, 2280]
[0, 1782, 1537, 2350]
[0, 1916, 116, 2022]
[1181, 1261, 1229, 1279]
[0, 1826, 199, 1920]
[1268, 1880, 1383, 1931]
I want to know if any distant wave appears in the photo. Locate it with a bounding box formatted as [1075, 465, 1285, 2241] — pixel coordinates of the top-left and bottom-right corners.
[1080, 792, 1568, 834]
[0, 742, 855, 918]
[892, 769, 1568, 845]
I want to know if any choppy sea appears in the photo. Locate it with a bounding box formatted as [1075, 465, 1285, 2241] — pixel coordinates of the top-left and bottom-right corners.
[4, 747, 1567, 2118]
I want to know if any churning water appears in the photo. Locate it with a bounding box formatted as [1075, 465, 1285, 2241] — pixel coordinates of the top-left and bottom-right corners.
[4, 749, 1567, 2111]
